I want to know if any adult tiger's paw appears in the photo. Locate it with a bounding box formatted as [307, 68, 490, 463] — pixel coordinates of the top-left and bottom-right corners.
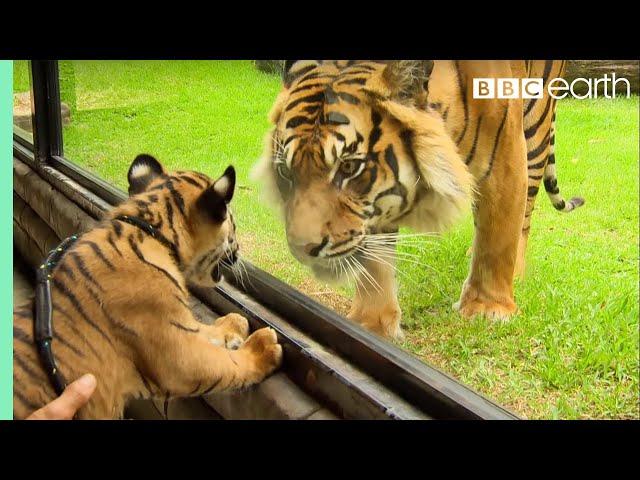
[453, 284, 518, 321]
[241, 327, 283, 380]
[348, 303, 405, 341]
[453, 299, 517, 321]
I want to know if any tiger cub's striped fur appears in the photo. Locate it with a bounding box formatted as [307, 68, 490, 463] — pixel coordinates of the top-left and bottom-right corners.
[254, 60, 583, 338]
[13, 155, 282, 419]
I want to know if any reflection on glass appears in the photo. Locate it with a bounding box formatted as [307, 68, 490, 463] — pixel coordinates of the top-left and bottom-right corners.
[13, 60, 33, 143]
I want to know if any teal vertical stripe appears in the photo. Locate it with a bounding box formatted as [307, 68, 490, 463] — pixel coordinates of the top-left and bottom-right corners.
[0, 60, 13, 420]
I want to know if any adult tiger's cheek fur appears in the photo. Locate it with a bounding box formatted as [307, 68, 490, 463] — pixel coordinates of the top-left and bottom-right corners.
[250, 128, 289, 218]
[375, 100, 475, 234]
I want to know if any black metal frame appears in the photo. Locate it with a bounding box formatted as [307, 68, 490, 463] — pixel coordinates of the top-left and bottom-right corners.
[13, 126, 33, 150]
[13, 60, 519, 420]
[30, 61, 63, 162]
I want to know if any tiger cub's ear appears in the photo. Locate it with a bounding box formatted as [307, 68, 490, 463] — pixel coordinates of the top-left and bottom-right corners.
[127, 154, 165, 195]
[195, 166, 236, 223]
[367, 60, 434, 104]
[213, 165, 236, 203]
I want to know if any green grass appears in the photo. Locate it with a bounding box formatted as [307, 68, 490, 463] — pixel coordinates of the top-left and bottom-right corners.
[13, 60, 639, 419]
[13, 60, 30, 92]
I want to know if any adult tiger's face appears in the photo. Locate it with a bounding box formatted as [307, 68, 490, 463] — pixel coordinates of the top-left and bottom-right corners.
[259, 61, 441, 281]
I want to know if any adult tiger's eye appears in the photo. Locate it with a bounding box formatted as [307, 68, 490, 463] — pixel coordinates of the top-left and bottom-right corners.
[339, 160, 359, 176]
[277, 163, 292, 182]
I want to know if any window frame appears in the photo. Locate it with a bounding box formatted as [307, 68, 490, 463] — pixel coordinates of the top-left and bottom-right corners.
[13, 59, 519, 420]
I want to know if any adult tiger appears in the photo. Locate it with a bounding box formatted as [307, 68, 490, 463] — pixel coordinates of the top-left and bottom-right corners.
[13, 156, 282, 419]
[253, 60, 583, 339]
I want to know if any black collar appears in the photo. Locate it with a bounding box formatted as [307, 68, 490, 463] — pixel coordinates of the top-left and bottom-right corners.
[34, 216, 180, 398]
[115, 215, 180, 263]
[35, 234, 79, 396]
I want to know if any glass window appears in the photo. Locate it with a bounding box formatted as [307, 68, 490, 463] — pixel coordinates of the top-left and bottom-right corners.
[55, 60, 639, 420]
[13, 60, 33, 143]
[59, 60, 349, 308]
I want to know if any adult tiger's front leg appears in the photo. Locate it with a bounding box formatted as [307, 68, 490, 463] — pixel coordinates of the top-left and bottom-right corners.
[454, 99, 527, 321]
[348, 245, 403, 340]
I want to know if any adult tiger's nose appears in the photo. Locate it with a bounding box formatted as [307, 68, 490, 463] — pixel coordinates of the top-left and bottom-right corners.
[303, 238, 328, 257]
[288, 235, 328, 259]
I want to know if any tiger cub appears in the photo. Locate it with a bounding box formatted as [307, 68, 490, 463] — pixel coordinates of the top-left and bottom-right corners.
[13, 155, 282, 419]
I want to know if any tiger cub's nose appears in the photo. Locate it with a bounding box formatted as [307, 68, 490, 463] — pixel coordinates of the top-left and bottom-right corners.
[227, 251, 238, 264]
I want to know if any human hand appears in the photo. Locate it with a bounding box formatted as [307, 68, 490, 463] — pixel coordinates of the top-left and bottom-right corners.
[25, 373, 97, 420]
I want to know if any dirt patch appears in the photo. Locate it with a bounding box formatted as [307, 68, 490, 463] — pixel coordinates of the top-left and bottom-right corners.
[295, 278, 351, 315]
[13, 92, 33, 132]
[13, 91, 70, 130]
[13, 91, 31, 115]
[237, 231, 351, 315]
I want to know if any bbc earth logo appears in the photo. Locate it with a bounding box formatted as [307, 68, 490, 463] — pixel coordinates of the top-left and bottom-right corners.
[473, 74, 631, 99]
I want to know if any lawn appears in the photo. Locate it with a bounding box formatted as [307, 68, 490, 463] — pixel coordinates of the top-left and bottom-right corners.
[13, 60, 639, 419]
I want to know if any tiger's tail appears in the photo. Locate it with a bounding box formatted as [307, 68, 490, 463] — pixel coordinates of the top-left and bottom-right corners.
[543, 113, 585, 213]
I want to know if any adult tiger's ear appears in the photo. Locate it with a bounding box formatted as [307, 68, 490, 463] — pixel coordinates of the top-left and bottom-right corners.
[195, 166, 236, 223]
[283, 60, 321, 88]
[366, 60, 434, 104]
[127, 154, 165, 196]
[269, 60, 322, 124]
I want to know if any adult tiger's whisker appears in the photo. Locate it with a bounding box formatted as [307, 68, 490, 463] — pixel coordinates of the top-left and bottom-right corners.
[339, 258, 348, 281]
[346, 256, 368, 294]
[363, 243, 434, 251]
[365, 232, 439, 239]
[356, 248, 413, 284]
[345, 256, 363, 294]
[364, 246, 423, 260]
[364, 237, 437, 246]
[352, 256, 382, 294]
[358, 245, 440, 275]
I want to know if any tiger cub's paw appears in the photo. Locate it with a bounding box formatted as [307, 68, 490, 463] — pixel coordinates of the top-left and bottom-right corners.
[240, 327, 283, 380]
[211, 313, 250, 350]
